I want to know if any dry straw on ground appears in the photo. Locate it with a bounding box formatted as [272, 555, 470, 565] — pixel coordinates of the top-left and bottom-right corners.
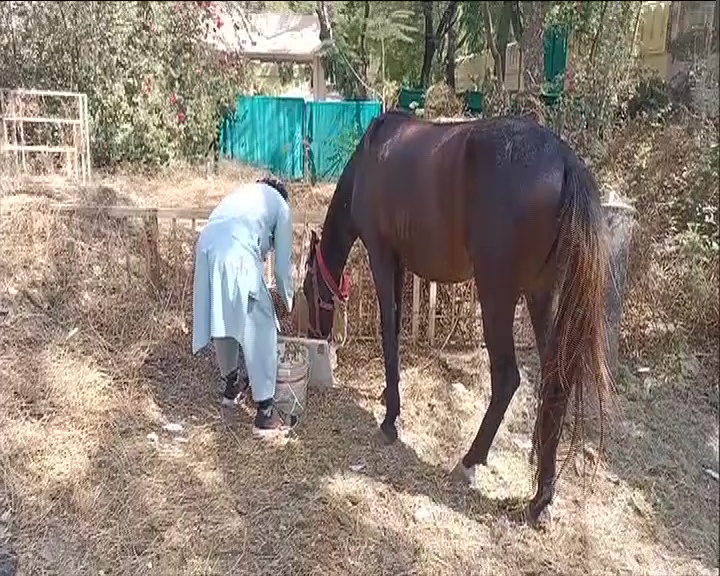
[0, 167, 717, 575]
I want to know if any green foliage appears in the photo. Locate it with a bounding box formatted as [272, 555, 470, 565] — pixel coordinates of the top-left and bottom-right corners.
[538, 2, 644, 160]
[0, 1, 247, 168]
[625, 75, 673, 121]
[324, 2, 421, 100]
[681, 138, 719, 257]
[457, 1, 486, 56]
[325, 123, 365, 178]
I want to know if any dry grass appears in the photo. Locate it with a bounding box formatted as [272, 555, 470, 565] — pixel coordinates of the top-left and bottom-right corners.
[0, 189, 718, 576]
[0, 112, 718, 575]
[1, 160, 336, 222]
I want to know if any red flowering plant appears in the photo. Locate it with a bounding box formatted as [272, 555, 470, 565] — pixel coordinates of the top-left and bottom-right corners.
[160, 1, 246, 163]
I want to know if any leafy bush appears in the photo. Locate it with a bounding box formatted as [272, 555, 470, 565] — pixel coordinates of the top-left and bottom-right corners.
[606, 114, 719, 360]
[0, 1, 248, 168]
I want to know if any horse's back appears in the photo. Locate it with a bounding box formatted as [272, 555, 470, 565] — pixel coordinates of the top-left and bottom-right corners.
[353, 112, 566, 285]
[355, 112, 479, 281]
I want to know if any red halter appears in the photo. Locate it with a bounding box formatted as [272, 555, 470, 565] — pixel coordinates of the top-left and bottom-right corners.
[315, 243, 350, 304]
[306, 236, 351, 341]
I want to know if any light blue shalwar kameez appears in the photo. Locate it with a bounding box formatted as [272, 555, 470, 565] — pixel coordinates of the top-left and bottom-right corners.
[191, 182, 293, 403]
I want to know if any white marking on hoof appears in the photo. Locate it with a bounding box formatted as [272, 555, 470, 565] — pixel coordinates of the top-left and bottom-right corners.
[451, 462, 476, 486]
[461, 464, 476, 485]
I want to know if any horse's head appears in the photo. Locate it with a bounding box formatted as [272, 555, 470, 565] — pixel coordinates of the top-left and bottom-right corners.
[301, 229, 350, 344]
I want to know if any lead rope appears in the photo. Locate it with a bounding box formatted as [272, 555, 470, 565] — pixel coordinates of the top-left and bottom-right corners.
[331, 295, 348, 347]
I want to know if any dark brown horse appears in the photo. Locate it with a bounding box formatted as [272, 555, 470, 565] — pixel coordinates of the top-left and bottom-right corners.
[301, 109, 613, 524]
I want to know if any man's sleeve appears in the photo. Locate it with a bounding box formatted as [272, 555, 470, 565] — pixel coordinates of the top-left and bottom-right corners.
[273, 200, 294, 314]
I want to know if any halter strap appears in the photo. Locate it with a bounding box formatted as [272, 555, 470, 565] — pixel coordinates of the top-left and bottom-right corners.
[316, 244, 350, 303]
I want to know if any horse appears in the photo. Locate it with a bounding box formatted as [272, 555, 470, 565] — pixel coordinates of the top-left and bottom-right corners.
[301, 109, 613, 525]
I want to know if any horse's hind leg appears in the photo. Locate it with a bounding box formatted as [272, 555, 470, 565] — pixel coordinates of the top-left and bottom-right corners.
[457, 280, 521, 480]
[524, 284, 570, 526]
[525, 361, 569, 526]
[525, 286, 554, 376]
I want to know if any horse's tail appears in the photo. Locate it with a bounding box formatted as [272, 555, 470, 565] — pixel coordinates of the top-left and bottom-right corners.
[539, 148, 615, 480]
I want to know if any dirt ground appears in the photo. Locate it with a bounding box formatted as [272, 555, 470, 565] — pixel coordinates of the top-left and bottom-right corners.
[0, 164, 718, 576]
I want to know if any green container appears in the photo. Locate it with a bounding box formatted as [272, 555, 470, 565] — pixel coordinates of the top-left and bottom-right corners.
[540, 89, 561, 109]
[544, 27, 569, 83]
[463, 91, 483, 114]
[398, 88, 426, 111]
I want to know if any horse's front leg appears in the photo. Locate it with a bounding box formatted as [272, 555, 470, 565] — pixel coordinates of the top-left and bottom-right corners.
[367, 248, 401, 443]
[378, 261, 404, 408]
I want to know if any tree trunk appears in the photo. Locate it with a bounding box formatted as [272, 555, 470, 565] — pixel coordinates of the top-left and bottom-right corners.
[482, 3, 503, 82]
[315, 1, 333, 79]
[421, 1, 460, 89]
[496, 2, 512, 81]
[711, 0, 718, 53]
[445, 1, 458, 89]
[420, 1, 435, 89]
[510, 0, 523, 91]
[521, 1, 548, 88]
[589, 1, 609, 63]
[316, 0, 332, 41]
[358, 0, 370, 99]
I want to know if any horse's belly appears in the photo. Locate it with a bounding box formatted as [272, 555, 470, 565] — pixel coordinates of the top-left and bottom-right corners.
[370, 157, 474, 283]
[404, 251, 473, 283]
[389, 223, 474, 283]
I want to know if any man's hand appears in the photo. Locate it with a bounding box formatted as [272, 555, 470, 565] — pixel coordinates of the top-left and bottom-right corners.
[270, 286, 309, 337]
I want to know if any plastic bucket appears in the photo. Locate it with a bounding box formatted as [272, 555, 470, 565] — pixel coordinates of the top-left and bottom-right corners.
[275, 342, 310, 425]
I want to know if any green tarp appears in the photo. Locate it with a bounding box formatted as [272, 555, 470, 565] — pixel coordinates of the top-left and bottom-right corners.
[219, 96, 306, 181]
[219, 95, 382, 182]
[305, 100, 382, 182]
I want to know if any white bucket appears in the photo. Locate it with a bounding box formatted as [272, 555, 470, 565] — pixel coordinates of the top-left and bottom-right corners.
[275, 341, 310, 425]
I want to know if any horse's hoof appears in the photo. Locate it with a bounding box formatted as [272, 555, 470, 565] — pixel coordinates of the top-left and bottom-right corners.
[522, 504, 553, 530]
[451, 462, 476, 486]
[379, 421, 398, 444]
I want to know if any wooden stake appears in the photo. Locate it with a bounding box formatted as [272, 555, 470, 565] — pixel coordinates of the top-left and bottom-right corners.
[428, 281, 437, 346]
[82, 93, 92, 184]
[143, 210, 161, 294]
[411, 274, 421, 343]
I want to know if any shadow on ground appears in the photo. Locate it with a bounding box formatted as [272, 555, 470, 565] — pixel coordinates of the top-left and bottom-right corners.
[1, 207, 717, 575]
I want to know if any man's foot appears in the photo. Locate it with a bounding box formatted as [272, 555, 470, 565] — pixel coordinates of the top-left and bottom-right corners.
[252, 401, 298, 437]
[221, 370, 250, 407]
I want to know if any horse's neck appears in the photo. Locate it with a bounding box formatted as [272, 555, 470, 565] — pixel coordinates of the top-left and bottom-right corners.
[319, 179, 355, 282]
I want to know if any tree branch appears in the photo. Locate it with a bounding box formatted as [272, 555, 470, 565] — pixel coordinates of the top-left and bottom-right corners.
[436, 0, 460, 39]
[315, 1, 332, 42]
[420, 1, 435, 89]
[482, 2, 502, 80]
[445, 1, 459, 89]
[358, 0, 370, 98]
[589, 1, 609, 63]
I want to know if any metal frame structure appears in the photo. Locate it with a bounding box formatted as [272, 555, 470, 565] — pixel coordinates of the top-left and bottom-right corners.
[0, 88, 92, 187]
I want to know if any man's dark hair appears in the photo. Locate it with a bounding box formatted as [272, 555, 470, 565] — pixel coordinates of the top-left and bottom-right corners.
[258, 175, 289, 202]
